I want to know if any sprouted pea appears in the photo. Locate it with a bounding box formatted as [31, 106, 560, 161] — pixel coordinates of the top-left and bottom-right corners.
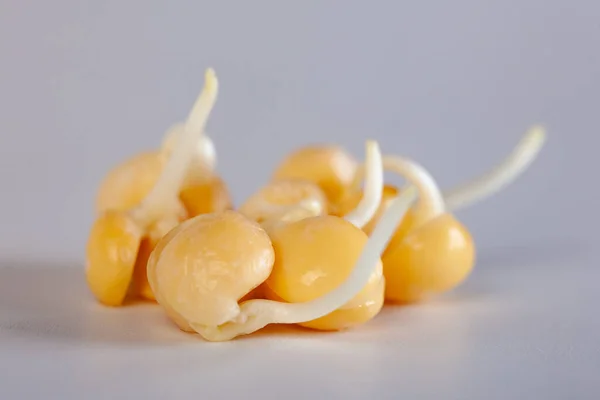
[86, 69, 218, 305]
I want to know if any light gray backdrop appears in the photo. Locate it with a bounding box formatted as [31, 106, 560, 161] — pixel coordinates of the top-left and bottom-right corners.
[0, 0, 597, 260]
[0, 1, 598, 398]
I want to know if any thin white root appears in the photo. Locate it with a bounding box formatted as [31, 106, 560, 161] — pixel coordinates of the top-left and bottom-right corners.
[443, 125, 546, 211]
[381, 156, 445, 219]
[344, 140, 383, 229]
[131, 68, 219, 227]
[349, 154, 445, 220]
[194, 186, 418, 342]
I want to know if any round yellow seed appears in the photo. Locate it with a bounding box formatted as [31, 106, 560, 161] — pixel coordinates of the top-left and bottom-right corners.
[148, 211, 275, 328]
[272, 145, 357, 205]
[85, 210, 143, 306]
[266, 215, 384, 331]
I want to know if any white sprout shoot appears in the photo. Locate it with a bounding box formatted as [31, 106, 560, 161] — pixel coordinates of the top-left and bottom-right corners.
[192, 186, 418, 342]
[343, 140, 384, 229]
[130, 68, 218, 228]
[380, 156, 445, 221]
[443, 125, 546, 211]
[161, 124, 217, 176]
[349, 152, 445, 222]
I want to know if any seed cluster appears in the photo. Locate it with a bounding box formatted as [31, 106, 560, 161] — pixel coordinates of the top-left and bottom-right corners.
[85, 68, 546, 341]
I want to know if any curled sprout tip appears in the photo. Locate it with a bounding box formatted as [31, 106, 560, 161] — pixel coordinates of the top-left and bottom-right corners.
[131, 68, 219, 226]
[443, 125, 547, 212]
[195, 186, 418, 342]
[186, 68, 219, 134]
[381, 155, 445, 219]
[350, 152, 445, 220]
[528, 124, 546, 140]
[344, 140, 384, 229]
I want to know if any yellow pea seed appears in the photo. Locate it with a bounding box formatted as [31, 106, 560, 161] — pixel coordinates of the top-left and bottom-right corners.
[129, 237, 159, 301]
[354, 127, 546, 303]
[382, 213, 475, 303]
[265, 215, 384, 331]
[147, 218, 198, 332]
[179, 175, 233, 217]
[95, 152, 165, 214]
[86, 211, 143, 306]
[272, 145, 357, 205]
[96, 150, 231, 218]
[365, 155, 476, 304]
[148, 211, 275, 328]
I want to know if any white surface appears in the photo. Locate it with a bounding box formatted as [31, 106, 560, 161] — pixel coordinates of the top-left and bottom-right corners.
[1, 244, 598, 399]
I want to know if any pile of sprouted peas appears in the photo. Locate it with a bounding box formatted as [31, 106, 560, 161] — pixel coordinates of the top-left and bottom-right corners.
[86, 69, 546, 342]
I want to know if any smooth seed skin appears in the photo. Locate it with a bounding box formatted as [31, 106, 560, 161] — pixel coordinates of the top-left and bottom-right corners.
[335, 184, 399, 234]
[382, 207, 425, 259]
[95, 152, 165, 214]
[130, 237, 158, 301]
[147, 219, 198, 332]
[304, 276, 385, 331]
[179, 176, 233, 217]
[272, 146, 357, 205]
[266, 215, 384, 331]
[382, 213, 475, 303]
[95, 151, 229, 218]
[151, 211, 275, 328]
[129, 202, 189, 302]
[85, 211, 143, 306]
[239, 179, 328, 222]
